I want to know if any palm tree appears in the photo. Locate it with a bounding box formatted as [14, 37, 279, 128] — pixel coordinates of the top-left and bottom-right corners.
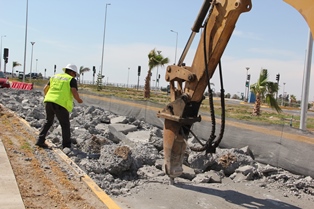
[12, 61, 22, 77]
[250, 69, 282, 116]
[79, 66, 90, 84]
[290, 94, 296, 103]
[144, 49, 169, 98]
[290, 94, 297, 106]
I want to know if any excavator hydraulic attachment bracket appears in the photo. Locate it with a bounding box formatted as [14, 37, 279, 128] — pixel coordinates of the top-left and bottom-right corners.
[165, 65, 195, 83]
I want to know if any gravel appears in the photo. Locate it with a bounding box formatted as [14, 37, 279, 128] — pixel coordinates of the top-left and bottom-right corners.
[1, 88, 313, 200]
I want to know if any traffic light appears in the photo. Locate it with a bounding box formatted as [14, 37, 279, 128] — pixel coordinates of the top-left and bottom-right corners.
[93, 66, 96, 76]
[138, 66, 141, 76]
[276, 74, 280, 82]
[245, 81, 249, 87]
[3, 48, 8, 59]
[247, 74, 250, 80]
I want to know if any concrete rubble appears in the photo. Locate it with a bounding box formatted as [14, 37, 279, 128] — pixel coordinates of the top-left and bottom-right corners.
[0, 88, 313, 199]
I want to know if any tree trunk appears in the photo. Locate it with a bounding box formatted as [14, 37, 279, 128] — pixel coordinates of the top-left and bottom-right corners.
[252, 93, 261, 116]
[144, 70, 152, 98]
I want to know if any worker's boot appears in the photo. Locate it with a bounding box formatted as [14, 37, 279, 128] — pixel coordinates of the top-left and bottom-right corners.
[35, 139, 50, 149]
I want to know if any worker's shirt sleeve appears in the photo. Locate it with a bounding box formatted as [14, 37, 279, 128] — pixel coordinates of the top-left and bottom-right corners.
[70, 78, 78, 90]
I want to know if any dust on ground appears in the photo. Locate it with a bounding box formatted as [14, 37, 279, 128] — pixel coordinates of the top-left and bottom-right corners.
[0, 105, 107, 209]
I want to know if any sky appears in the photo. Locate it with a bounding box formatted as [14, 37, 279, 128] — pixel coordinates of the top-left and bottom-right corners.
[0, 0, 313, 101]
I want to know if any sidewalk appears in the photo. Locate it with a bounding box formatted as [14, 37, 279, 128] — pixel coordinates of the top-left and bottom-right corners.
[0, 138, 25, 209]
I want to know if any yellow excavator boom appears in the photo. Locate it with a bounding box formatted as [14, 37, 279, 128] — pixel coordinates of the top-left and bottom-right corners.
[284, 0, 314, 37]
[159, 0, 314, 182]
[158, 0, 252, 180]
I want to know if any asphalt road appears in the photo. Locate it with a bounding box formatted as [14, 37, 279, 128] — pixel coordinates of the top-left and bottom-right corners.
[113, 178, 311, 209]
[223, 98, 314, 117]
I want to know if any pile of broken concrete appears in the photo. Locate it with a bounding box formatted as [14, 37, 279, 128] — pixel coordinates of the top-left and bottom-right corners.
[0, 88, 313, 198]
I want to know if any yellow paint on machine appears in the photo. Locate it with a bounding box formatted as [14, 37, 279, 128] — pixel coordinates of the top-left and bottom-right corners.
[284, 0, 314, 38]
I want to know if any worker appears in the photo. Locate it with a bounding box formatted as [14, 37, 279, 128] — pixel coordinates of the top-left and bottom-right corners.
[35, 64, 83, 149]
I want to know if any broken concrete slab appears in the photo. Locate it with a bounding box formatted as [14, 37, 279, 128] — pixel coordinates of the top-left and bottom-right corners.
[127, 130, 152, 143]
[109, 124, 138, 135]
[110, 116, 128, 124]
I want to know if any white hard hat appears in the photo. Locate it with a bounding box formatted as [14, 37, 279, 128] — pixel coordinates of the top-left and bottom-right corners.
[63, 64, 78, 74]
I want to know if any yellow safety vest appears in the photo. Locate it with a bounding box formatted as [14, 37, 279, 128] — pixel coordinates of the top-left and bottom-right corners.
[44, 73, 74, 112]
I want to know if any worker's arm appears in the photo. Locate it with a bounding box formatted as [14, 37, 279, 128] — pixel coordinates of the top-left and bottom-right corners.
[71, 88, 83, 103]
[43, 84, 49, 95]
[70, 78, 83, 103]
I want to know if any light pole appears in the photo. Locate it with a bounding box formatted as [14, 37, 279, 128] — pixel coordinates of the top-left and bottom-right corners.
[155, 50, 162, 90]
[23, 0, 29, 83]
[127, 67, 130, 88]
[0, 35, 6, 71]
[245, 67, 249, 101]
[282, 82, 286, 106]
[35, 59, 38, 73]
[170, 30, 178, 65]
[29, 41, 35, 83]
[100, 3, 111, 83]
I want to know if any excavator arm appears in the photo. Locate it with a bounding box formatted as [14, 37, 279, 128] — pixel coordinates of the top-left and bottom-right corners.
[157, 0, 314, 181]
[157, 0, 252, 180]
[156, 0, 314, 182]
[284, 0, 314, 38]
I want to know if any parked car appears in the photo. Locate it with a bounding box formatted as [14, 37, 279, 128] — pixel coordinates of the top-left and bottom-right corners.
[160, 85, 170, 94]
[18, 72, 24, 79]
[0, 71, 10, 88]
[4, 72, 17, 78]
[25, 73, 38, 79]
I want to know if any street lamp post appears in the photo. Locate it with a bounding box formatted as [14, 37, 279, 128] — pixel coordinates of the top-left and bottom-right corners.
[245, 67, 249, 101]
[100, 3, 111, 83]
[282, 82, 286, 106]
[23, 0, 29, 83]
[127, 67, 130, 88]
[170, 30, 178, 65]
[0, 35, 6, 71]
[35, 59, 38, 73]
[155, 50, 162, 90]
[29, 41, 35, 83]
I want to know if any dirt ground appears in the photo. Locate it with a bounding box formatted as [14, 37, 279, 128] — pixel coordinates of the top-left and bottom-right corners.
[0, 105, 108, 209]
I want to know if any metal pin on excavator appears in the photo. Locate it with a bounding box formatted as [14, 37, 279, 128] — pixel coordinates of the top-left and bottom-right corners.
[158, 0, 314, 184]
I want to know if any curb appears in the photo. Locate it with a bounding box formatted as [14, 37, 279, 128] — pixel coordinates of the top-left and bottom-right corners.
[0, 139, 26, 209]
[52, 148, 121, 209]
